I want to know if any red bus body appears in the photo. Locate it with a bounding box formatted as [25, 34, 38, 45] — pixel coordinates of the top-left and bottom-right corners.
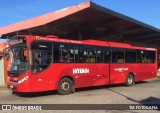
[6, 35, 157, 93]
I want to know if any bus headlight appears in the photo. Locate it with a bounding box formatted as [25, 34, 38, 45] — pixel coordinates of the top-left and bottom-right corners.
[18, 76, 29, 84]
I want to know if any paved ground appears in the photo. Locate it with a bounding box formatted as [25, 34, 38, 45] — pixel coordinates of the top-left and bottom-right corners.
[0, 77, 160, 113]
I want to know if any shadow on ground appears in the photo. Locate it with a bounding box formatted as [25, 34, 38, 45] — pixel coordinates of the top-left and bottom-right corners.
[16, 80, 150, 97]
[15, 77, 160, 99]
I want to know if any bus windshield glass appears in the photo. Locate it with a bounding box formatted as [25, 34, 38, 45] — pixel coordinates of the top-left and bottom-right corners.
[7, 44, 28, 72]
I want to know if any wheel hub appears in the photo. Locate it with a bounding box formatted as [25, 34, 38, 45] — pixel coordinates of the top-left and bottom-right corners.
[61, 82, 70, 90]
[128, 77, 133, 84]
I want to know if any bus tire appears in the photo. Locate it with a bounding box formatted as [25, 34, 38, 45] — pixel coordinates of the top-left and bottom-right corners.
[57, 77, 74, 95]
[125, 74, 135, 87]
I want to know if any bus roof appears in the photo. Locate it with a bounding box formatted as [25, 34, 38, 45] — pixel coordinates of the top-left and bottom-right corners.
[82, 39, 156, 50]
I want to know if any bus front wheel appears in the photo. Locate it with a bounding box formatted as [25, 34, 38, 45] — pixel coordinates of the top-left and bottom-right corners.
[125, 74, 135, 87]
[57, 77, 74, 95]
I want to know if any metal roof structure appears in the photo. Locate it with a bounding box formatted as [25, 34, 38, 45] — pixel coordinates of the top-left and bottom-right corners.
[0, 2, 160, 48]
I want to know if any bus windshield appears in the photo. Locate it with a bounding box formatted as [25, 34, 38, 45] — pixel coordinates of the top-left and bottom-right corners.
[5, 44, 28, 75]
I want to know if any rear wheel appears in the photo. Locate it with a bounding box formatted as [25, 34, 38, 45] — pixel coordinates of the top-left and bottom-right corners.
[57, 77, 74, 95]
[125, 74, 135, 86]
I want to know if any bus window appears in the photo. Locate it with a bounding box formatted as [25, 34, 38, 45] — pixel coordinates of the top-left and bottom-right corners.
[31, 41, 52, 73]
[88, 47, 96, 63]
[137, 50, 147, 63]
[146, 51, 156, 63]
[125, 49, 136, 63]
[59, 44, 74, 63]
[112, 48, 125, 63]
[79, 45, 96, 63]
[96, 47, 111, 63]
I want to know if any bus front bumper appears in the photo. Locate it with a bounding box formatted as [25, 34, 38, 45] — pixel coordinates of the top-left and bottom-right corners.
[7, 84, 17, 90]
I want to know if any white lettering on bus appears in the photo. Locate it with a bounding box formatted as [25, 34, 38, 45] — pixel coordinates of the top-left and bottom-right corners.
[114, 68, 128, 72]
[73, 68, 89, 74]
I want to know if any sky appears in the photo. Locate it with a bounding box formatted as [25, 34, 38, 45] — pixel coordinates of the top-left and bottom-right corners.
[0, 0, 160, 41]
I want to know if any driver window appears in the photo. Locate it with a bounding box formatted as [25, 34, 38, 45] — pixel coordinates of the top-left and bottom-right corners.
[31, 41, 52, 74]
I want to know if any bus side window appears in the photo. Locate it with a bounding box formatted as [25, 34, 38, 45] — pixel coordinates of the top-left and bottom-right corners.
[137, 50, 147, 63]
[112, 48, 124, 63]
[59, 44, 74, 63]
[146, 50, 156, 63]
[103, 51, 111, 63]
[97, 50, 103, 63]
[125, 49, 136, 63]
[88, 50, 96, 63]
[96, 47, 111, 63]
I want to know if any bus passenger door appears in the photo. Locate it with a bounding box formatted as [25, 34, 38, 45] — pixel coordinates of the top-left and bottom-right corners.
[110, 64, 126, 84]
[30, 41, 52, 91]
[110, 48, 126, 84]
[93, 64, 110, 86]
[72, 64, 110, 88]
[74, 46, 111, 87]
[93, 47, 111, 86]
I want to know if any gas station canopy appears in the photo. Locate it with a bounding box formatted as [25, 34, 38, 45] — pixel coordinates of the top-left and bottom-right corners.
[0, 2, 160, 48]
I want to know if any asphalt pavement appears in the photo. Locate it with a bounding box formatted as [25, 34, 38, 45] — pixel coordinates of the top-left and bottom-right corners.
[0, 77, 160, 113]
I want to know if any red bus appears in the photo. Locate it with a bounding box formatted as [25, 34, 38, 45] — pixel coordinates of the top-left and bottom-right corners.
[4, 35, 157, 95]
